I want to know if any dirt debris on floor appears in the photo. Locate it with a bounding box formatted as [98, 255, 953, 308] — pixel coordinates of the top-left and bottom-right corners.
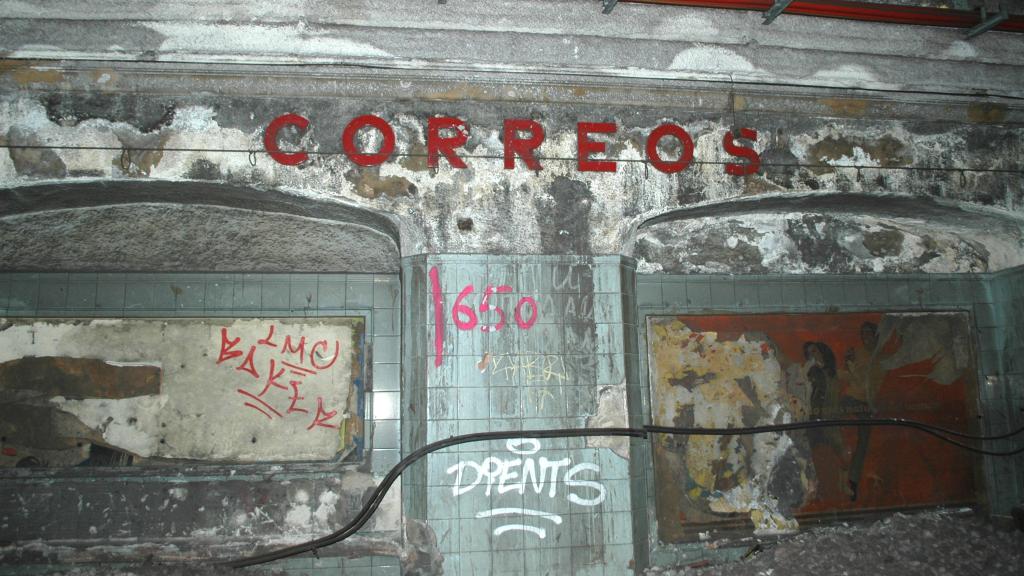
[646, 510, 1024, 576]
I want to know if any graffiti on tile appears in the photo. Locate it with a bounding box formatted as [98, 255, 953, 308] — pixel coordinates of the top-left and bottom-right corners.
[447, 438, 607, 539]
[483, 354, 572, 385]
[429, 266, 540, 367]
[648, 312, 978, 542]
[0, 317, 364, 467]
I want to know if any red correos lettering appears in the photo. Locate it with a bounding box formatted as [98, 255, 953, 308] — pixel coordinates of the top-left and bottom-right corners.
[503, 119, 544, 171]
[428, 116, 469, 169]
[264, 113, 310, 166]
[723, 127, 761, 176]
[342, 114, 396, 166]
[646, 123, 694, 174]
[577, 122, 617, 172]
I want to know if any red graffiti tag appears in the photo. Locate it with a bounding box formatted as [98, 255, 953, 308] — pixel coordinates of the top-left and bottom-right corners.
[213, 323, 343, 431]
[307, 397, 339, 430]
[428, 266, 541, 368]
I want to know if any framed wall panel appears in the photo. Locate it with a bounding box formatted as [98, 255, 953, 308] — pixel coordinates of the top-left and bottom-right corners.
[647, 311, 979, 543]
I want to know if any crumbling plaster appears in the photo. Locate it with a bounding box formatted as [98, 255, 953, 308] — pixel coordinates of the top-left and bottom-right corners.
[2, 0, 1024, 96]
[1, 77, 1021, 272]
[1, 3, 1023, 572]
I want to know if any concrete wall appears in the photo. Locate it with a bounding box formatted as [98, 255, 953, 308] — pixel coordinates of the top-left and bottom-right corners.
[1, 1, 1024, 574]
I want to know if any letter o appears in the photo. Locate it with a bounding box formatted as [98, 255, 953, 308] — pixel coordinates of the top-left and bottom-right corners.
[646, 123, 694, 174]
[342, 114, 395, 166]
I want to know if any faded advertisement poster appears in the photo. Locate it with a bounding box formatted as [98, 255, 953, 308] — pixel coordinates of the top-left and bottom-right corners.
[0, 318, 364, 467]
[648, 312, 978, 542]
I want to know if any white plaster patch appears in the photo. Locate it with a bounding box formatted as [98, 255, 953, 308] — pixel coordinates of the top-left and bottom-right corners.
[314, 490, 339, 525]
[822, 146, 880, 168]
[669, 45, 755, 73]
[4, 318, 358, 462]
[941, 41, 978, 60]
[809, 64, 879, 86]
[585, 382, 629, 459]
[147, 22, 392, 62]
[50, 395, 168, 457]
[284, 504, 312, 530]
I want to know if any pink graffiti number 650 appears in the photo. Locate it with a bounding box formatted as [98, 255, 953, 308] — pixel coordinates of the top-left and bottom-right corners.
[429, 266, 539, 367]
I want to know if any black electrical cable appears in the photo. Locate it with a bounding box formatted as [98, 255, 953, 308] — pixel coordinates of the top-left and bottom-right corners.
[0, 144, 1021, 175]
[224, 417, 1024, 569]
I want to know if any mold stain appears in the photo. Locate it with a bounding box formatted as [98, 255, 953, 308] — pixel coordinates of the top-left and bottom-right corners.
[1, 61, 65, 86]
[346, 168, 418, 199]
[966, 102, 1007, 124]
[819, 98, 870, 118]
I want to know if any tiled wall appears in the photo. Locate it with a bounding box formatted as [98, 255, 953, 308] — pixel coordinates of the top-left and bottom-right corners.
[3, 264, 1021, 575]
[401, 255, 636, 576]
[0, 272, 402, 575]
[984, 266, 1024, 516]
[635, 271, 1021, 567]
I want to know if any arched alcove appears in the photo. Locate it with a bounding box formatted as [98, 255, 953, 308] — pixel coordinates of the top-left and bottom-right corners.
[0, 178, 403, 467]
[628, 193, 1024, 275]
[0, 181, 401, 272]
[627, 193, 1024, 557]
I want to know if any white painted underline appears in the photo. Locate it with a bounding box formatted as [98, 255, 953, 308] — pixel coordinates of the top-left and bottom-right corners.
[493, 524, 547, 538]
[475, 507, 563, 524]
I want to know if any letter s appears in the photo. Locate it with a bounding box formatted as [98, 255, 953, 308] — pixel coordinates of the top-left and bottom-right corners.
[564, 462, 606, 507]
[723, 127, 760, 176]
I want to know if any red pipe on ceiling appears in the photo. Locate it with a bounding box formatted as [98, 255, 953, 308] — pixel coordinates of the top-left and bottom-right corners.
[621, 0, 1024, 33]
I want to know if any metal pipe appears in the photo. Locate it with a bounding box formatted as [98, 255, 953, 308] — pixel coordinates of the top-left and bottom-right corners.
[621, 0, 1024, 34]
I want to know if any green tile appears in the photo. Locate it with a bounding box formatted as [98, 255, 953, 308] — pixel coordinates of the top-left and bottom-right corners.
[373, 276, 400, 309]
[685, 280, 711, 308]
[94, 282, 125, 311]
[636, 281, 662, 307]
[458, 387, 490, 419]
[346, 281, 374, 308]
[37, 283, 68, 310]
[757, 281, 784, 307]
[864, 281, 889, 306]
[734, 282, 758, 308]
[371, 419, 400, 450]
[781, 280, 805, 307]
[233, 282, 262, 310]
[206, 281, 235, 310]
[373, 362, 400, 392]
[709, 278, 735, 307]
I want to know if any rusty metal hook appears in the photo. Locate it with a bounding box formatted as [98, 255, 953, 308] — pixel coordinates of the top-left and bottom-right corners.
[248, 150, 258, 167]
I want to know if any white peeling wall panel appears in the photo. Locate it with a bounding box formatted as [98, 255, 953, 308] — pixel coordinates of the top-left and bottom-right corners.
[0, 317, 364, 464]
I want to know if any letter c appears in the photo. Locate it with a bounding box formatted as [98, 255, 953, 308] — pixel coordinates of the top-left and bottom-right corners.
[264, 113, 310, 166]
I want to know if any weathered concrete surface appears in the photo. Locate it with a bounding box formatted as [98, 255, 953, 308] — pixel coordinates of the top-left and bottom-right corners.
[0, 465, 401, 564]
[647, 313, 978, 542]
[1, 1, 1024, 97]
[646, 510, 1024, 576]
[0, 203, 400, 273]
[0, 318, 362, 463]
[633, 194, 1024, 273]
[1, 67, 1022, 262]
